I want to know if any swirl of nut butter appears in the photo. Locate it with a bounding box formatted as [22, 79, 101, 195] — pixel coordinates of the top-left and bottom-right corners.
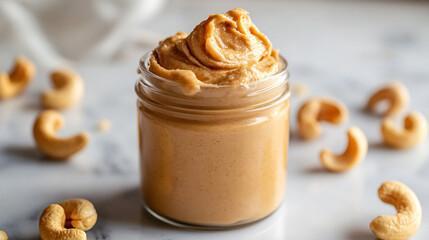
[149, 8, 280, 95]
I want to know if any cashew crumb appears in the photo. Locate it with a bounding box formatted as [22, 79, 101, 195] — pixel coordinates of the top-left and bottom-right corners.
[97, 119, 111, 132]
[292, 82, 309, 98]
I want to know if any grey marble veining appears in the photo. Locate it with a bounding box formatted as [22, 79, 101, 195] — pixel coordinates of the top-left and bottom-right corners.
[1, 0, 429, 239]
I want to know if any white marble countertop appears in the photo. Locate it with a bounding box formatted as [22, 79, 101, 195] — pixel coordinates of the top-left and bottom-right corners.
[1, 0, 429, 239]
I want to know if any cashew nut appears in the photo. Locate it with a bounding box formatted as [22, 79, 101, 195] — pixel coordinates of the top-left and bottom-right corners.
[59, 199, 97, 231]
[0, 56, 35, 99]
[366, 81, 409, 116]
[297, 98, 348, 140]
[370, 181, 422, 240]
[381, 111, 428, 149]
[33, 110, 90, 159]
[42, 68, 84, 109]
[320, 126, 368, 172]
[0, 230, 7, 240]
[39, 199, 97, 240]
[39, 204, 87, 240]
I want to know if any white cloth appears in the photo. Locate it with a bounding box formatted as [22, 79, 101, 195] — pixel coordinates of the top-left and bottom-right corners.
[0, 0, 165, 67]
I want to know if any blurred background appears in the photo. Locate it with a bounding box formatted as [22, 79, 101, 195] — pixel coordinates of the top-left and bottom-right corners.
[1, 0, 428, 74]
[1, 0, 429, 239]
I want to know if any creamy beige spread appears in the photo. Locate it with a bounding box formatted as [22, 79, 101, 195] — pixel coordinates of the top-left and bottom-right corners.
[138, 8, 289, 227]
[138, 102, 289, 226]
[149, 8, 279, 94]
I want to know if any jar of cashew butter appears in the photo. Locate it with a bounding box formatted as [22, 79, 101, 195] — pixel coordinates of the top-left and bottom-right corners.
[135, 8, 290, 229]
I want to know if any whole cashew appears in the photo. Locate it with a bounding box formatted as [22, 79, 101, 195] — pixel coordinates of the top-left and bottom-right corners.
[0, 230, 7, 240]
[39, 204, 87, 240]
[297, 98, 348, 140]
[33, 110, 90, 159]
[59, 199, 97, 231]
[370, 181, 422, 240]
[366, 81, 409, 116]
[320, 126, 368, 172]
[0, 56, 35, 99]
[42, 68, 84, 109]
[381, 111, 428, 149]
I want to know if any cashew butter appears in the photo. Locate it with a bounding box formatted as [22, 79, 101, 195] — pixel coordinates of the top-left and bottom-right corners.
[136, 8, 290, 228]
[149, 8, 280, 95]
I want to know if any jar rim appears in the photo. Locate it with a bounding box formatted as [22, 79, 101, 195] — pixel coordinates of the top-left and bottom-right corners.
[135, 51, 290, 118]
[137, 52, 289, 90]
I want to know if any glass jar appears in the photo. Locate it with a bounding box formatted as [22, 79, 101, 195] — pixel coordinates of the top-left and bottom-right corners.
[135, 53, 290, 229]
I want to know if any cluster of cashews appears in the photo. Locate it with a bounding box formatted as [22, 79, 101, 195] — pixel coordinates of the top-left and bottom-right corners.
[298, 82, 428, 172]
[36, 68, 88, 158]
[39, 198, 97, 240]
[0, 55, 89, 159]
[297, 82, 426, 238]
[1, 57, 93, 237]
[0, 56, 84, 109]
[0, 56, 35, 99]
[297, 98, 367, 172]
[367, 82, 428, 148]
[1, 57, 92, 237]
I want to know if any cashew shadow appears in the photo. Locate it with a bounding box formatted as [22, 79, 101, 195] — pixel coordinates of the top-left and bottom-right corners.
[2, 145, 47, 162]
[15, 236, 39, 240]
[22, 102, 41, 111]
[347, 227, 377, 240]
[368, 141, 389, 150]
[289, 129, 309, 143]
[357, 105, 386, 119]
[303, 166, 329, 174]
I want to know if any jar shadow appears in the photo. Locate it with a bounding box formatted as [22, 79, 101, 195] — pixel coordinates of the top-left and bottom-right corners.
[91, 187, 287, 239]
[92, 187, 176, 228]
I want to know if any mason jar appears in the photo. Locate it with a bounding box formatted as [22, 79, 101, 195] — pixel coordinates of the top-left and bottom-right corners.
[135, 52, 290, 229]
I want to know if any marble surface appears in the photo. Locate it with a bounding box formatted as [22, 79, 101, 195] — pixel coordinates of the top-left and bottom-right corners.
[1, 0, 429, 239]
